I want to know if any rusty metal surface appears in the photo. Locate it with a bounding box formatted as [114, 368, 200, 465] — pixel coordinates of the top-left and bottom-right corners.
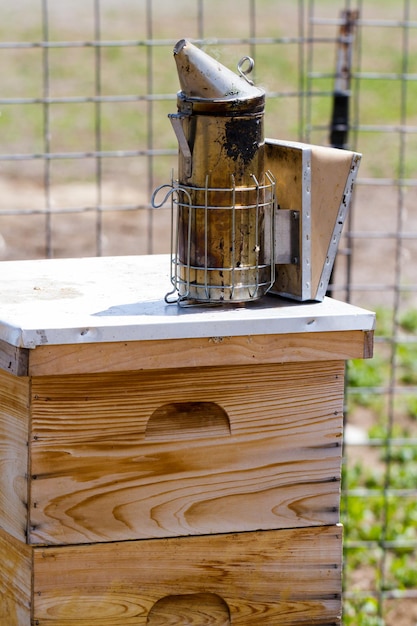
[167, 40, 273, 303]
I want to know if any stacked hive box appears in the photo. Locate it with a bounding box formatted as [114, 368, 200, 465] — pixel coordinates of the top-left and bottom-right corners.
[0, 255, 374, 625]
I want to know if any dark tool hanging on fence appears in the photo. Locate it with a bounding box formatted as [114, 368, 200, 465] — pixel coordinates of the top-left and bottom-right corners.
[327, 9, 359, 297]
[329, 9, 359, 150]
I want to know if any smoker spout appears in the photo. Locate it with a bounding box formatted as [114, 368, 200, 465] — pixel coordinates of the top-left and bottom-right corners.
[173, 39, 263, 102]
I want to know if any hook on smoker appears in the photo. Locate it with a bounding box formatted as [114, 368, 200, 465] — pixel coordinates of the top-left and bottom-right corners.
[237, 56, 255, 85]
[151, 184, 180, 304]
[151, 184, 177, 209]
[151, 183, 192, 209]
[151, 183, 194, 305]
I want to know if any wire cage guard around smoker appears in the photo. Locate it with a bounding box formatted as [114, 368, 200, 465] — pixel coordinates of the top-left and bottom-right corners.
[153, 171, 276, 305]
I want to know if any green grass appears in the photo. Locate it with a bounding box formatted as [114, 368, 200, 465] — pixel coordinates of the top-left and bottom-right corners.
[348, 305, 417, 401]
[1, 0, 416, 184]
[342, 446, 417, 623]
[343, 305, 417, 624]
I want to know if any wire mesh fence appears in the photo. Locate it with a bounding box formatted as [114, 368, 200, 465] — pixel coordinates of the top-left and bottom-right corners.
[0, 1, 416, 624]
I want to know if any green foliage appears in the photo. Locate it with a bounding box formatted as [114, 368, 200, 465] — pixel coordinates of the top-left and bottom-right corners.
[373, 307, 394, 338]
[396, 343, 417, 385]
[347, 307, 417, 409]
[388, 554, 417, 588]
[399, 309, 417, 334]
[343, 335, 417, 626]
[343, 596, 385, 626]
[348, 357, 386, 390]
[347, 355, 387, 408]
[405, 395, 417, 421]
[342, 444, 417, 618]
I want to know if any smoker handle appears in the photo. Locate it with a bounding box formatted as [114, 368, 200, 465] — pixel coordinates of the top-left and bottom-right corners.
[145, 402, 231, 441]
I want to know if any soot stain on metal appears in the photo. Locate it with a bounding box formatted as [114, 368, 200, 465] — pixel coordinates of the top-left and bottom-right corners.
[224, 118, 260, 166]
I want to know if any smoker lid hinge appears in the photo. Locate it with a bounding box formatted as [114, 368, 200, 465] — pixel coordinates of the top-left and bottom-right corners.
[169, 113, 192, 179]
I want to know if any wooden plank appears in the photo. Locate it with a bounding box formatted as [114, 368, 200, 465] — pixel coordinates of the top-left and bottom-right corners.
[0, 339, 29, 376]
[33, 526, 343, 625]
[29, 361, 344, 545]
[27, 329, 373, 376]
[309, 146, 354, 298]
[0, 369, 30, 541]
[0, 528, 32, 626]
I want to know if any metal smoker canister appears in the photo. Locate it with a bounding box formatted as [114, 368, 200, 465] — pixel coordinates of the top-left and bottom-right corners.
[168, 39, 275, 303]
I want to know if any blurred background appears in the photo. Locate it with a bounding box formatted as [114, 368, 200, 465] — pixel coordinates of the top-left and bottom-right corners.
[0, 1, 416, 624]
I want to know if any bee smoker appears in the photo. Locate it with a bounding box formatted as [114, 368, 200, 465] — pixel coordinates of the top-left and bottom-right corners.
[153, 39, 361, 305]
[154, 39, 275, 304]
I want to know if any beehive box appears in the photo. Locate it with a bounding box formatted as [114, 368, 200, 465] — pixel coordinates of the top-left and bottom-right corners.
[0, 254, 374, 625]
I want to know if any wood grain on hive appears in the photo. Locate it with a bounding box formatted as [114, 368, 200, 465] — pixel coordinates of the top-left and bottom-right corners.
[0, 255, 375, 625]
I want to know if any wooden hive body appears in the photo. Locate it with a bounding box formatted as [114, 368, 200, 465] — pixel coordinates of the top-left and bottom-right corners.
[0, 255, 375, 625]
